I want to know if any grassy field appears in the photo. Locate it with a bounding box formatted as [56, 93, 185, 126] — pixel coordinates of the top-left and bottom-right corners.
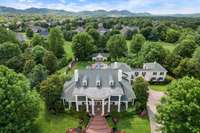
[127, 40, 176, 53]
[145, 41, 176, 52]
[150, 84, 168, 92]
[108, 110, 151, 133]
[64, 41, 74, 60]
[32, 100, 88, 133]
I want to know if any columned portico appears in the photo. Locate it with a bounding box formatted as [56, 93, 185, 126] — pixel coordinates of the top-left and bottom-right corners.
[86, 96, 89, 112]
[102, 99, 105, 115]
[108, 96, 110, 112]
[75, 95, 79, 112]
[92, 99, 95, 115]
[118, 95, 121, 112]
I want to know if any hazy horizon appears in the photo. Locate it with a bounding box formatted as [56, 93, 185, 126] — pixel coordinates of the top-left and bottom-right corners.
[1, 0, 200, 15]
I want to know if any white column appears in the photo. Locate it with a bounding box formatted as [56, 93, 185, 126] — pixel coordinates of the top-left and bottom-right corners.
[102, 99, 105, 115]
[118, 95, 121, 112]
[69, 102, 71, 109]
[75, 95, 79, 112]
[108, 96, 111, 112]
[86, 96, 89, 112]
[62, 99, 65, 106]
[125, 101, 128, 111]
[92, 99, 95, 115]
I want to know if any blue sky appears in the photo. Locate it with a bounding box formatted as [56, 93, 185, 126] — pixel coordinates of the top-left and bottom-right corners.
[1, 0, 200, 14]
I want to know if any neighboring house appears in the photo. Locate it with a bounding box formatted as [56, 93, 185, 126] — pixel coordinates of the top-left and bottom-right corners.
[111, 62, 167, 82]
[31, 26, 48, 37]
[16, 33, 27, 42]
[97, 23, 109, 35]
[61, 67, 136, 116]
[120, 25, 140, 35]
[74, 26, 85, 33]
[91, 53, 109, 62]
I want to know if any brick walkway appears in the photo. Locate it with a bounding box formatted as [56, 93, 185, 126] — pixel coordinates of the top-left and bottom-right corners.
[86, 115, 112, 133]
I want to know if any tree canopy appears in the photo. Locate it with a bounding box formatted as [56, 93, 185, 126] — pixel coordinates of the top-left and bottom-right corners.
[107, 34, 127, 59]
[72, 32, 95, 60]
[157, 77, 200, 133]
[130, 34, 145, 54]
[0, 65, 40, 132]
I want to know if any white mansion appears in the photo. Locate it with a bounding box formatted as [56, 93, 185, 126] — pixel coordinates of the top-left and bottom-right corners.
[61, 61, 167, 116]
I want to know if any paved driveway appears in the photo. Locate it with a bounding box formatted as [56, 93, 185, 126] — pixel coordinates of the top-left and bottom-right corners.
[147, 90, 165, 133]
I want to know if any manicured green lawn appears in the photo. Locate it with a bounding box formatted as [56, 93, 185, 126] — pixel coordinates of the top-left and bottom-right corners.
[108, 110, 151, 133]
[64, 41, 74, 60]
[150, 84, 168, 92]
[32, 100, 88, 133]
[145, 41, 176, 52]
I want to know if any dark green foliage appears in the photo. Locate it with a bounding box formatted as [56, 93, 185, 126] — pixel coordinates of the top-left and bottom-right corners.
[26, 28, 34, 38]
[193, 47, 200, 62]
[124, 29, 135, 40]
[165, 29, 180, 43]
[173, 58, 200, 79]
[0, 65, 40, 132]
[173, 39, 197, 58]
[130, 34, 145, 54]
[140, 26, 152, 40]
[141, 43, 167, 64]
[32, 45, 47, 64]
[48, 27, 65, 58]
[0, 27, 18, 43]
[133, 77, 149, 113]
[157, 77, 200, 133]
[0, 42, 21, 64]
[6, 55, 25, 72]
[107, 34, 127, 59]
[31, 34, 47, 47]
[72, 32, 95, 60]
[42, 51, 57, 74]
[88, 28, 100, 46]
[40, 74, 65, 113]
[23, 59, 36, 75]
[57, 56, 68, 69]
[63, 30, 77, 41]
[29, 64, 48, 88]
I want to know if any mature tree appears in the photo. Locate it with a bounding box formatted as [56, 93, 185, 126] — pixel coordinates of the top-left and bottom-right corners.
[72, 32, 95, 60]
[32, 45, 47, 64]
[40, 74, 64, 113]
[173, 39, 197, 58]
[0, 42, 21, 63]
[130, 34, 145, 54]
[48, 27, 65, 58]
[173, 58, 200, 79]
[0, 65, 40, 132]
[107, 34, 127, 59]
[23, 59, 36, 75]
[31, 34, 46, 47]
[6, 55, 25, 72]
[157, 77, 200, 133]
[29, 64, 48, 88]
[193, 47, 200, 62]
[63, 30, 77, 41]
[26, 28, 34, 38]
[88, 28, 100, 46]
[141, 43, 167, 64]
[0, 27, 18, 43]
[165, 28, 180, 43]
[42, 51, 57, 74]
[133, 77, 149, 113]
[140, 26, 152, 40]
[156, 24, 168, 41]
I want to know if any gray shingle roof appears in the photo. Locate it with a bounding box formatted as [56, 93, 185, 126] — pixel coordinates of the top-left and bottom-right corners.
[62, 68, 136, 101]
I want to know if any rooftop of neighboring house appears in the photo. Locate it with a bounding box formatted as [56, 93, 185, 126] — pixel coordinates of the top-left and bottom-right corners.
[132, 62, 168, 72]
[16, 32, 27, 42]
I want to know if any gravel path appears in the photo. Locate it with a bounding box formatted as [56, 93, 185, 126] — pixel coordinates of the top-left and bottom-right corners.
[147, 90, 165, 133]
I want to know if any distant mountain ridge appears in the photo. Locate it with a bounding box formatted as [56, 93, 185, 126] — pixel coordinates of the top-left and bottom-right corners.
[0, 6, 200, 17]
[0, 6, 151, 17]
